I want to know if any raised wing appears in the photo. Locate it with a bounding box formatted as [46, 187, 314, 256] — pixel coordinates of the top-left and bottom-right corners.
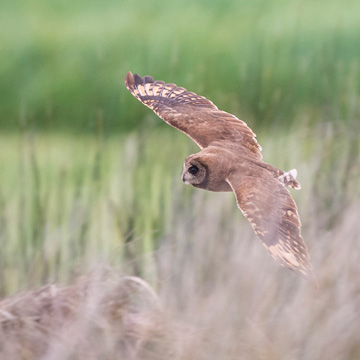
[125, 72, 262, 159]
[226, 173, 312, 277]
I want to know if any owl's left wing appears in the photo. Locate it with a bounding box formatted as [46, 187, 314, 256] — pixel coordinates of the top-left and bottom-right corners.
[226, 173, 312, 277]
[125, 72, 262, 159]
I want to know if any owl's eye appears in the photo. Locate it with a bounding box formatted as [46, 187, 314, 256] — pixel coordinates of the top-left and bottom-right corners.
[188, 165, 199, 175]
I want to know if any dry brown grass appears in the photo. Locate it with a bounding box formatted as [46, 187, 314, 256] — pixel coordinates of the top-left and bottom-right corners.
[157, 198, 360, 360]
[0, 269, 169, 360]
[1, 197, 360, 360]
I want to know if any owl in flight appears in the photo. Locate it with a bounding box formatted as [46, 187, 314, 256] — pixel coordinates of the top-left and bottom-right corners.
[125, 72, 312, 277]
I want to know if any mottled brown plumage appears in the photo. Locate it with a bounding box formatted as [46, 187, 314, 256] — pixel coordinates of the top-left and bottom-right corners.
[125, 72, 312, 277]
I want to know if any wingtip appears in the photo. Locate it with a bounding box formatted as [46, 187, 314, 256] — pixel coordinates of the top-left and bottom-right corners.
[302, 266, 318, 288]
[125, 72, 155, 91]
[125, 71, 134, 90]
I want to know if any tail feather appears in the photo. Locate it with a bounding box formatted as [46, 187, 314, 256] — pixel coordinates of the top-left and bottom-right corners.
[278, 169, 301, 190]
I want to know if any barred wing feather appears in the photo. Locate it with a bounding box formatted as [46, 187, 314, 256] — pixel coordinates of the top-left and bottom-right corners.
[125, 72, 262, 158]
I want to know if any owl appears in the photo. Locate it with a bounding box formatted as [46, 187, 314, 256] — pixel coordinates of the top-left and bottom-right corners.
[125, 72, 313, 277]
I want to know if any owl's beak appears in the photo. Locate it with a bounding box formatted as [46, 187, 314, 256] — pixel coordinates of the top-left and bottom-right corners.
[181, 172, 190, 185]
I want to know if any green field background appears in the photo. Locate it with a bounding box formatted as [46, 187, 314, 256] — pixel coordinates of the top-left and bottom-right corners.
[1, 1, 360, 358]
[1, 0, 359, 132]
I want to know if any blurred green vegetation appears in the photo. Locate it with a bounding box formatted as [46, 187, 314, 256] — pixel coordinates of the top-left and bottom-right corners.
[0, 130, 188, 293]
[1, 123, 359, 295]
[1, 0, 359, 132]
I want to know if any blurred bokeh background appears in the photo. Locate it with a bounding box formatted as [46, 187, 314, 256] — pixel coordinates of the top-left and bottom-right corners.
[2, 0, 359, 132]
[1, 0, 360, 358]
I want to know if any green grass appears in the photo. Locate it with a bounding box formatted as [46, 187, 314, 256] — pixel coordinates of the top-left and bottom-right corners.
[1, 0, 359, 132]
[0, 129, 190, 293]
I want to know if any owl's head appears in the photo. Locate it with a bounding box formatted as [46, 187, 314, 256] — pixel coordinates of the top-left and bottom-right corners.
[181, 157, 208, 186]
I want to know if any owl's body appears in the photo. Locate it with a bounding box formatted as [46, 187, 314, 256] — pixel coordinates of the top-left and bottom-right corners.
[125, 72, 312, 277]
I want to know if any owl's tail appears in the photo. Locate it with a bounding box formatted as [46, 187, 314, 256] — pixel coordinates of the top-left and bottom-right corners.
[278, 169, 301, 190]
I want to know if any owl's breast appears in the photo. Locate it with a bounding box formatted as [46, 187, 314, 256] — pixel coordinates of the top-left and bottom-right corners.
[193, 172, 232, 192]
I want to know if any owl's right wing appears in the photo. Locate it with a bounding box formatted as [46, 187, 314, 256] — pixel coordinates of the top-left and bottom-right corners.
[226, 173, 313, 277]
[125, 72, 262, 159]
